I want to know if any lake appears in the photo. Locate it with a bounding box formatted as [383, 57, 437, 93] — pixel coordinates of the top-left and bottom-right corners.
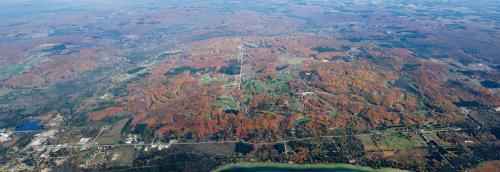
[15, 121, 44, 131]
[213, 162, 406, 172]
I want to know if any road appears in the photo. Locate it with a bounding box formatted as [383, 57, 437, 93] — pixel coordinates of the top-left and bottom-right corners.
[32, 128, 463, 149]
[416, 128, 456, 170]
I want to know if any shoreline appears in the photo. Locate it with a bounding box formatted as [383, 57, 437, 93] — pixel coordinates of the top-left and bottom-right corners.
[212, 162, 408, 172]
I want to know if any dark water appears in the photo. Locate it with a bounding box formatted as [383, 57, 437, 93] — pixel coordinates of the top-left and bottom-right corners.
[164, 66, 215, 76]
[15, 121, 44, 131]
[216, 163, 380, 172]
[51, 44, 66, 51]
[480, 80, 500, 88]
[218, 65, 240, 75]
[453, 100, 481, 108]
[312, 47, 337, 53]
[219, 166, 370, 172]
[127, 66, 146, 74]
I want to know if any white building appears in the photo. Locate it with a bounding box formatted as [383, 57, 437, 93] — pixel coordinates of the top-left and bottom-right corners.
[300, 92, 314, 96]
[78, 138, 92, 145]
[35, 129, 58, 138]
[0, 132, 12, 142]
[169, 139, 178, 144]
[125, 134, 138, 144]
[29, 138, 47, 146]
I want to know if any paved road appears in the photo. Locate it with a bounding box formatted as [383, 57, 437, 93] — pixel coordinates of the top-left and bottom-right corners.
[32, 128, 463, 149]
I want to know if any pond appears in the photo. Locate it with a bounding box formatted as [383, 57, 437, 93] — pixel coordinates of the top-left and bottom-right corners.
[453, 100, 481, 108]
[312, 47, 337, 53]
[480, 80, 500, 88]
[15, 121, 44, 131]
[164, 66, 215, 76]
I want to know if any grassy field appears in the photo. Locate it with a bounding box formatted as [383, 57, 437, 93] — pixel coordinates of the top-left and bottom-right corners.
[0, 54, 49, 79]
[356, 135, 379, 151]
[112, 147, 135, 166]
[264, 75, 292, 95]
[87, 152, 105, 166]
[199, 73, 217, 85]
[213, 93, 238, 110]
[248, 80, 265, 93]
[97, 118, 130, 145]
[212, 162, 408, 172]
[379, 133, 424, 150]
[278, 55, 307, 65]
[178, 143, 237, 156]
[425, 132, 453, 147]
[243, 74, 291, 95]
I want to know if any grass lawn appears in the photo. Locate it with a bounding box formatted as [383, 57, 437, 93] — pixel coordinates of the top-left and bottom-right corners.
[113, 147, 135, 166]
[98, 118, 130, 145]
[380, 133, 424, 150]
[356, 135, 379, 151]
[213, 93, 238, 110]
[199, 73, 217, 85]
[243, 74, 292, 96]
[425, 132, 453, 147]
[0, 54, 49, 79]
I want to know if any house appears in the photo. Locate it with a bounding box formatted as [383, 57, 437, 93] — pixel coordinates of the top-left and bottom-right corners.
[300, 92, 314, 96]
[0, 132, 12, 142]
[78, 138, 92, 145]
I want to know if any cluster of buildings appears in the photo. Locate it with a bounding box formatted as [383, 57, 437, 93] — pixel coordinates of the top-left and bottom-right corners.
[125, 134, 138, 144]
[1, 114, 68, 171]
[78, 138, 92, 145]
[28, 129, 58, 147]
[47, 114, 64, 128]
[27, 115, 65, 147]
[0, 128, 12, 142]
[300, 92, 314, 96]
[144, 139, 178, 151]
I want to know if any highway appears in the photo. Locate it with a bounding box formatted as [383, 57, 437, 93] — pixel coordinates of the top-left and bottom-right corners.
[31, 128, 463, 149]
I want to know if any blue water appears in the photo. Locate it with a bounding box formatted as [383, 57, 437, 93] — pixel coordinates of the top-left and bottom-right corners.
[15, 121, 44, 131]
[220, 167, 369, 172]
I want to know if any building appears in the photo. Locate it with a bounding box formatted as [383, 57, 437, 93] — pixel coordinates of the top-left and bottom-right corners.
[300, 92, 314, 96]
[78, 138, 92, 145]
[29, 138, 47, 146]
[48, 114, 64, 128]
[0, 132, 12, 142]
[125, 134, 138, 144]
[35, 130, 58, 138]
[465, 140, 474, 144]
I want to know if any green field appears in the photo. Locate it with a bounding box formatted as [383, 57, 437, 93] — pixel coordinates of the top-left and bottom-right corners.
[113, 147, 135, 166]
[199, 73, 217, 85]
[380, 133, 424, 150]
[243, 74, 292, 95]
[212, 162, 408, 172]
[178, 143, 237, 156]
[425, 132, 453, 147]
[0, 54, 49, 79]
[213, 93, 238, 110]
[356, 135, 379, 151]
[97, 118, 130, 145]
